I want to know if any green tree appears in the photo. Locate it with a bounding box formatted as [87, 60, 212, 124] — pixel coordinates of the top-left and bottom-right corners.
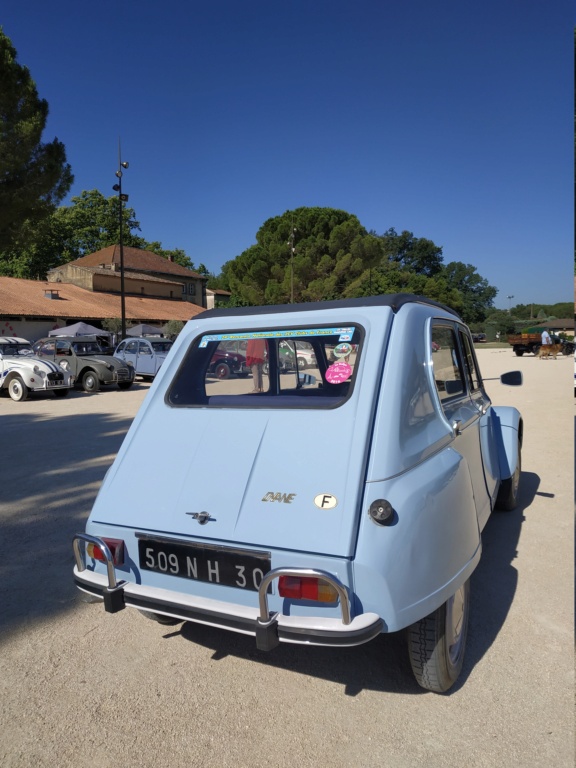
[440, 262, 497, 324]
[0, 189, 145, 278]
[380, 228, 444, 276]
[0, 28, 73, 252]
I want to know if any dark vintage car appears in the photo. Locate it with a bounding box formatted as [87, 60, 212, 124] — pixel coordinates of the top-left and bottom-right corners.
[33, 336, 135, 393]
[207, 346, 249, 380]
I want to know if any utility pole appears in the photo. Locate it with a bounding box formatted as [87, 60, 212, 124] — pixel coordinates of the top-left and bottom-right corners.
[289, 224, 296, 304]
[112, 140, 129, 339]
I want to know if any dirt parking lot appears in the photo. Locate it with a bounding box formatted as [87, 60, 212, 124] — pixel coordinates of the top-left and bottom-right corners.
[0, 348, 573, 768]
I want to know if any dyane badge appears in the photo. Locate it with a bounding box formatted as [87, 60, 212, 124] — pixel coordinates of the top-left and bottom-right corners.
[262, 492, 296, 503]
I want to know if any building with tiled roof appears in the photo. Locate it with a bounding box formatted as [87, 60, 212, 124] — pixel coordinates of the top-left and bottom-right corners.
[47, 245, 207, 308]
[0, 276, 205, 341]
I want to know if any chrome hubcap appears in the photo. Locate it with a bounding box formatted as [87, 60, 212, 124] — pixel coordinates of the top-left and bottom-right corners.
[446, 585, 466, 664]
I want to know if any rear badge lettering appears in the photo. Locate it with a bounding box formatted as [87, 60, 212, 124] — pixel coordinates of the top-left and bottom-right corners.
[262, 492, 296, 504]
[314, 494, 338, 509]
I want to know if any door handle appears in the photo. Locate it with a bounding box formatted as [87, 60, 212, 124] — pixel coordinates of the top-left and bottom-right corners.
[452, 419, 462, 436]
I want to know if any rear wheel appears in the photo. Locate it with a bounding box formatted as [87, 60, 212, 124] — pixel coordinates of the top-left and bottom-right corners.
[215, 362, 230, 380]
[514, 350, 524, 357]
[407, 579, 470, 693]
[82, 370, 100, 393]
[8, 376, 28, 402]
[496, 441, 521, 511]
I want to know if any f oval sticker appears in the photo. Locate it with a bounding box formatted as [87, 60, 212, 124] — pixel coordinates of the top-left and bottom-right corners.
[314, 493, 338, 510]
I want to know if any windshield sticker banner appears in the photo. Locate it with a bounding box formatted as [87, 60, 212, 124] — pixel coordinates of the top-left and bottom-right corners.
[199, 327, 354, 348]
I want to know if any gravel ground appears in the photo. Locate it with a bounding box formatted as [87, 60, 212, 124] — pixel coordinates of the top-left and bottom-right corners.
[0, 348, 573, 768]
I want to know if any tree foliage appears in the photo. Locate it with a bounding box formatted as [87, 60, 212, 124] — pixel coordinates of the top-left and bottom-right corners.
[0, 28, 73, 252]
[218, 207, 494, 322]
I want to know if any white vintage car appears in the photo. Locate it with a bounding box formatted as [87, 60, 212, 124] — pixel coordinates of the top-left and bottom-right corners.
[0, 337, 74, 401]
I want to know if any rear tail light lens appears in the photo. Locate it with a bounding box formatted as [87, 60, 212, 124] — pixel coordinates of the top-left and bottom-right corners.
[278, 576, 339, 603]
[87, 538, 125, 565]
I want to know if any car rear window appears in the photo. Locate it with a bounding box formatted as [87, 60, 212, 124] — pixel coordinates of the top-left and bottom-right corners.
[166, 325, 363, 408]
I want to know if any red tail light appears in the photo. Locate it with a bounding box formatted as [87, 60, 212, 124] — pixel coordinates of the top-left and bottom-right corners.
[278, 576, 338, 603]
[87, 538, 125, 566]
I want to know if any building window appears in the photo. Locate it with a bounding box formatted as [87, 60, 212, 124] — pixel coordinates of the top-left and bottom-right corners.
[188, 282, 196, 295]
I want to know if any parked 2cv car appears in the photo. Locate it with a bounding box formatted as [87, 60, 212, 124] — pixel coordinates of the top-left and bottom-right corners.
[114, 337, 173, 380]
[73, 295, 523, 692]
[33, 336, 135, 393]
[0, 336, 74, 401]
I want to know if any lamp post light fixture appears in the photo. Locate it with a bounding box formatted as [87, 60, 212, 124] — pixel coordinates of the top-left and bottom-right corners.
[112, 147, 129, 339]
[507, 295, 514, 313]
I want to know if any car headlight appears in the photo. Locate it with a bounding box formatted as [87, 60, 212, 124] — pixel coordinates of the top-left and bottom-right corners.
[106, 363, 114, 371]
[33, 365, 46, 378]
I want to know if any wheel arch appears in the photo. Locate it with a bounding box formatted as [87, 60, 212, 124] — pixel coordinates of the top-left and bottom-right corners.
[491, 406, 523, 480]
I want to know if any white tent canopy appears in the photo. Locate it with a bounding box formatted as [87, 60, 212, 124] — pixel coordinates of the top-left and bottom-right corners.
[48, 322, 111, 337]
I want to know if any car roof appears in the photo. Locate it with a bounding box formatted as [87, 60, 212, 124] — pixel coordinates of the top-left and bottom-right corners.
[0, 337, 30, 344]
[119, 336, 169, 342]
[197, 293, 460, 321]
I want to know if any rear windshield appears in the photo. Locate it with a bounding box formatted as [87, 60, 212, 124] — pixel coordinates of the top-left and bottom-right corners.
[167, 325, 362, 408]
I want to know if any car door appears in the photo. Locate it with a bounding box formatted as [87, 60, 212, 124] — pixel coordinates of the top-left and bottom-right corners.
[458, 328, 499, 520]
[118, 340, 139, 372]
[137, 341, 155, 376]
[431, 323, 492, 530]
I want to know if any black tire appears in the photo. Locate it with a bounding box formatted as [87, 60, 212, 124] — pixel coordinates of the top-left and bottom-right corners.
[117, 382, 133, 390]
[138, 610, 182, 626]
[514, 350, 524, 357]
[82, 370, 100, 393]
[407, 579, 470, 693]
[496, 441, 521, 511]
[8, 376, 28, 402]
[53, 388, 70, 398]
[532, 345, 540, 355]
[215, 362, 230, 380]
[297, 356, 307, 370]
[262, 362, 269, 375]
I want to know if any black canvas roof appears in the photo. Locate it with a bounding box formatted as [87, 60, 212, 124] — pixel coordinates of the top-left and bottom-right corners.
[197, 293, 460, 320]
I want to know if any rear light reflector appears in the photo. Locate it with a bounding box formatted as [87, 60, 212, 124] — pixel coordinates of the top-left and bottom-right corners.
[278, 576, 339, 603]
[87, 538, 125, 565]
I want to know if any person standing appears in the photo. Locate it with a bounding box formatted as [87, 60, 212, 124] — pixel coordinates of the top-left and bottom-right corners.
[246, 338, 266, 392]
[541, 329, 552, 346]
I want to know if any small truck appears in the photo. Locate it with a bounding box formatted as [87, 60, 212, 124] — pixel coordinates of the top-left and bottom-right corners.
[508, 332, 573, 356]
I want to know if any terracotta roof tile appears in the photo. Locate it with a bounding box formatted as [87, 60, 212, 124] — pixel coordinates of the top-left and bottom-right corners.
[0, 277, 204, 322]
[68, 246, 206, 279]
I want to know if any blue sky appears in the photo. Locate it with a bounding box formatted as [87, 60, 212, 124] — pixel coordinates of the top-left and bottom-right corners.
[2, 0, 574, 308]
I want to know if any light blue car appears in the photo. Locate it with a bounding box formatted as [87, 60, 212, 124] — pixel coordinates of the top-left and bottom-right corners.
[73, 294, 523, 692]
[114, 337, 173, 380]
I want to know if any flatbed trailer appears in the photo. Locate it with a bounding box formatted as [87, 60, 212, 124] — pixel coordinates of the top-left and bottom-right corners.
[508, 333, 574, 356]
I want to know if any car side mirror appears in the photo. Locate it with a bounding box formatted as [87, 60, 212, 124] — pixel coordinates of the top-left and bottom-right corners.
[500, 371, 523, 386]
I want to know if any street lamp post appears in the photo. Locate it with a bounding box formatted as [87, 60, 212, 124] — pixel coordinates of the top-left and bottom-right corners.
[112, 146, 129, 339]
[507, 295, 514, 313]
[288, 225, 296, 304]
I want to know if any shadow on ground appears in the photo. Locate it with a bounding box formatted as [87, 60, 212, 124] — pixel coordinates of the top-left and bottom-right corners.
[0, 405, 134, 638]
